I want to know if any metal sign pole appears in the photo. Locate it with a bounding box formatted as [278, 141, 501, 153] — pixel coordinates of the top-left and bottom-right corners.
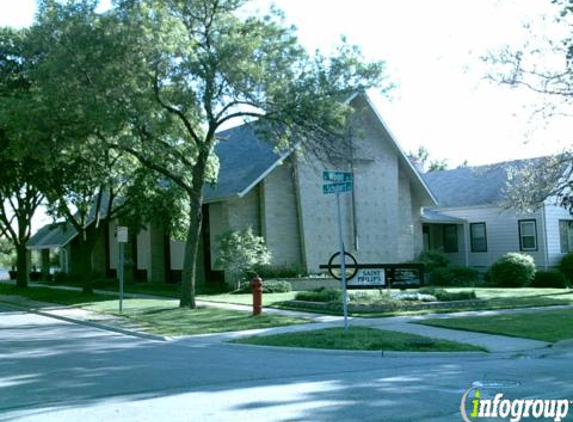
[336, 192, 349, 330]
[119, 241, 124, 314]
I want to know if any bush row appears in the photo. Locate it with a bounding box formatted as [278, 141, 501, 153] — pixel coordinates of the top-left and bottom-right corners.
[422, 249, 573, 288]
[234, 280, 292, 294]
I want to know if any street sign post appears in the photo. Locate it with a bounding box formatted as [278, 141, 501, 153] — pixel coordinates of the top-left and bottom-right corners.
[116, 226, 128, 314]
[323, 171, 354, 330]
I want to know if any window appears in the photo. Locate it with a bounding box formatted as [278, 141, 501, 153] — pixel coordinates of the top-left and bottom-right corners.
[559, 220, 573, 253]
[519, 220, 538, 251]
[443, 225, 458, 253]
[470, 223, 487, 252]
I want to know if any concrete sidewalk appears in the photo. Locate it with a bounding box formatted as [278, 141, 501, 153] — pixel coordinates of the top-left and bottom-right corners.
[1, 281, 563, 353]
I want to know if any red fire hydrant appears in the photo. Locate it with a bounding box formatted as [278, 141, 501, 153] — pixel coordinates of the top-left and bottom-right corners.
[251, 275, 263, 316]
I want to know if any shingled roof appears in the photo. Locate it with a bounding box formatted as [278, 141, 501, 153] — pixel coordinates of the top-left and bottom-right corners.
[423, 159, 534, 208]
[204, 123, 291, 202]
[27, 222, 77, 250]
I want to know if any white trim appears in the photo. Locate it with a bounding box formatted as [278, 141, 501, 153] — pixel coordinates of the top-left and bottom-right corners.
[463, 222, 470, 266]
[27, 244, 67, 251]
[237, 150, 294, 198]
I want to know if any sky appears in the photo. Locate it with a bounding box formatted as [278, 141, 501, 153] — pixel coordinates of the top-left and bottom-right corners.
[0, 0, 570, 170]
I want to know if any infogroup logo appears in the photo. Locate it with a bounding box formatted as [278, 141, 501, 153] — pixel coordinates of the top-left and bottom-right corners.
[460, 388, 571, 422]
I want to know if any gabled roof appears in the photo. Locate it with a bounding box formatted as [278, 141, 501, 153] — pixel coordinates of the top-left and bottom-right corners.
[27, 194, 113, 250]
[204, 124, 291, 202]
[423, 158, 538, 208]
[27, 222, 77, 250]
[205, 92, 438, 206]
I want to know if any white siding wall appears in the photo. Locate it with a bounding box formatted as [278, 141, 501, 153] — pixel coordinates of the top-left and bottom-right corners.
[439, 206, 546, 270]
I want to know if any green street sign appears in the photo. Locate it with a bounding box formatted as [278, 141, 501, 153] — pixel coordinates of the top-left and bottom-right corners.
[323, 181, 353, 194]
[323, 171, 353, 183]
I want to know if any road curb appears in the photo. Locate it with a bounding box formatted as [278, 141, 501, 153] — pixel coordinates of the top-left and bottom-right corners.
[0, 300, 168, 342]
[223, 340, 493, 358]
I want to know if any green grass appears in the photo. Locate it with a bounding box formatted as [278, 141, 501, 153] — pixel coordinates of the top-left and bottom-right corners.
[82, 298, 309, 336]
[197, 292, 297, 306]
[233, 326, 485, 352]
[417, 309, 573, 343]
[0, 283, 110, 306]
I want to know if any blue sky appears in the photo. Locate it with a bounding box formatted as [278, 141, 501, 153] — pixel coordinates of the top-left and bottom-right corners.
[0, 0, 569, 168]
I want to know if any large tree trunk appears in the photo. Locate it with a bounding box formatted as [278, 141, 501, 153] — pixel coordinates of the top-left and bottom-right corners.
[180, 201, 202, 309]
[15, 244, 28, 289]
[78, 240, 94, 294]
[75, 230, 96, 294]
[180, 147, 211, 309]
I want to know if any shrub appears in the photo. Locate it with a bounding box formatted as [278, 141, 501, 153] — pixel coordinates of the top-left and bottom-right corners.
[530, 271, 568, 288]
[248, 264, 302, 280]
[488, 253, 536, 288]
[262, 280, 292, 293]
[234, 280, 292, 294]
[295, 287, 342, 303]
[417, 250, 450, 272]
[430, 266, 479, 287]
[215, 227, 271, 284]
[560, 252, 573, 283]
[419, 287, 477, 302]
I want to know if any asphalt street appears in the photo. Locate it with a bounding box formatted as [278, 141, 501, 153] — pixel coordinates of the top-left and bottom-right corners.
[1, 303, 572, 422]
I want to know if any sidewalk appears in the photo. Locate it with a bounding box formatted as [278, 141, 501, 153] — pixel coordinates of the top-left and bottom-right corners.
[2, 281, 564, 353]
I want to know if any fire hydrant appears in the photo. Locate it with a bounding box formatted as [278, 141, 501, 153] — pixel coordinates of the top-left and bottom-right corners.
[251, 275, 263, 316]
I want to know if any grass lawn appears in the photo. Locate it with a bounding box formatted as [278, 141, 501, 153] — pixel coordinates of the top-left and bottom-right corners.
[82, 299, 309, 336]
[418, 308, 573, 343]
[233, 326, 485, 352]
[0, 283, 110, 306]
[197, 292, 296, 306]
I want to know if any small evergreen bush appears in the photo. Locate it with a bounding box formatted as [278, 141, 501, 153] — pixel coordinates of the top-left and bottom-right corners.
[295, 287, 342, 303]
[488, 253, 536, 288]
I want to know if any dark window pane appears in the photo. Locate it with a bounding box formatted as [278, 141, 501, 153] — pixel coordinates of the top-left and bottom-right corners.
[470, 223, 487, 252]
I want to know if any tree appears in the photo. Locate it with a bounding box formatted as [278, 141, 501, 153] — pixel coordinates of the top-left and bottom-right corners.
[31, 0, 388, 308]
[0, 27, 47, 288]
[25, 0, 182, 293]
[408, 145, 449, 172]
[485, 0, 573, 210]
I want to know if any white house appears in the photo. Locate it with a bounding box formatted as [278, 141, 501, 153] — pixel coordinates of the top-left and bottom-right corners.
[422, 161, 573, 271]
